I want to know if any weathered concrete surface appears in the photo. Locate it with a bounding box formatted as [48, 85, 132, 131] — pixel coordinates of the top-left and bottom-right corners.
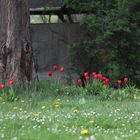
[31, 23, 88, 80]
[31, 23, 87, 71]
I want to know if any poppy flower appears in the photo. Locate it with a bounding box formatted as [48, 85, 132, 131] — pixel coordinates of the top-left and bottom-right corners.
[104, 78, 109, 85]
[77, 79, 82, 85]
[94, 74, 98, 79]
[0, 84, 5, 89]
[94, 73, 102, 80]
[60, 67, 65, 72]
[84, 72, 89, 77]
[9, 79, 14, 85]
[118, 80, 122, 86]
[104, 81, 108, 86]
[97, 74, 102, 80]
[48, 71, 53, 76]
[102, 77, 107, 81]
[105, 78, 109, 83]
[124, 77, 128, 84]
[85, 76, 90, 81]
[53, 65, 58, 71]
[92, 72, 96, 76]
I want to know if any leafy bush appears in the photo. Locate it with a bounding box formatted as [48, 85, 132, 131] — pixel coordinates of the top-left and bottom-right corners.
[67, 0, 140, 87]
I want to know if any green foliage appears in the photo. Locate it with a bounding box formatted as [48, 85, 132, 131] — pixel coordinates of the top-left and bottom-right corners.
[84, 79, 105, 95]
[0, 85, 17, 102]
[67, 0, 140, 87]
[27, 79, 140, 101]
[59, 0, 116, 12]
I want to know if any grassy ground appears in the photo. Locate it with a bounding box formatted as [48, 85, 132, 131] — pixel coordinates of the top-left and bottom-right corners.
[0, 93, 140, 140]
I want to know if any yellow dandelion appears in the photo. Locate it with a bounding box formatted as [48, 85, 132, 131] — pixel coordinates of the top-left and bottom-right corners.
[13, 107, 17, 110]
[41, 106, 46, 109]
[34, 113, 39, 117]
[80, 129, 89, 135]
[55, 101, 60, 105]
[55, 104, 60, 108]
[73, 109, 79, 113]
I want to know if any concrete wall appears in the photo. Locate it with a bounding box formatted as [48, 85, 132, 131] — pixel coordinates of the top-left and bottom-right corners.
[31, 23, 88, 73]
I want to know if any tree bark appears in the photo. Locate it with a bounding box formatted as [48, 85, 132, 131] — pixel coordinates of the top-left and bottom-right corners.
[0, 0, 7, 83]
[0, 0, 37, 85]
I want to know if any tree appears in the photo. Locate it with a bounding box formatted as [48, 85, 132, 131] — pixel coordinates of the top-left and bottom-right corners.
[0, 0, 37, 85]
[67, 0, 140, 87]
[0, 0, 7, 82]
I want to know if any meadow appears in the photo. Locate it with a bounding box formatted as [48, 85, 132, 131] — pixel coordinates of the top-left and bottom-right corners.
[0, 94, 140, 140]
[0, 67, 140, 140]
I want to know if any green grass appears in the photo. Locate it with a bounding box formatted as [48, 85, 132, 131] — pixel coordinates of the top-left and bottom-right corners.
[0, 94, 140, 140]
[0, 80, 140, 140]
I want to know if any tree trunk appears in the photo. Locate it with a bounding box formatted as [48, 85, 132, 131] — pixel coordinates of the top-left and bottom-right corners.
[0, 0, 7, 83]
[0, 0, 37, 85]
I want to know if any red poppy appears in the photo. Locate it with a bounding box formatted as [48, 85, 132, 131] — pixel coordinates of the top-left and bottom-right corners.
[9, 79, 14, 85]
[53, 65, 58, 71]
[85, 76, 90, 81]
[118, 80, 122, 86]
[77, 79, 82, 85]
[124, 77, 128, 84]
[105, 78, 109, 82]
[92, 72, 96, 76]
[60, 67, 65, 72]
[0, 84, 5, 89]
[104, 78, 109, 85]
[94, 73, 102, 80]
[94, 74, 98, 79]
[104, 81, 108, 86]
[84, 72, 89, 77]
[102, 77, 107, 81]
[48, 71, 53, 76]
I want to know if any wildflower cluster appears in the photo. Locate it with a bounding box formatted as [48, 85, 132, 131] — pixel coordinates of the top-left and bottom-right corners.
[45, 66, 139, 100]
[0, 78, 16, 101]
[77, 71, 128, 87]
[47, 65, 65, 77]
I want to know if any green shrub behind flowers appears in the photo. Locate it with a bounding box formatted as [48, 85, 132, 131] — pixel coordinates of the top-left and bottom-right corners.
[46, 65, 139, 101]
[79, 73, 139, 101]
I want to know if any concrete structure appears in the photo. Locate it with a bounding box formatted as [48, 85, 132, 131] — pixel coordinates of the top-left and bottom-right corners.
[31, 23, 88, 73]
